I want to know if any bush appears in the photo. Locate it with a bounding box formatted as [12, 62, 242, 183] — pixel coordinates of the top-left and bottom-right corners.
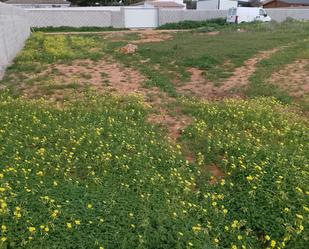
[158, 18, 226, 30]
[32, 26, 128, 33]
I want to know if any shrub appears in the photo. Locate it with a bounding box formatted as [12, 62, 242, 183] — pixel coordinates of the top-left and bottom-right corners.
[158, 18, 226, 30]
[31, 26, 128, 33]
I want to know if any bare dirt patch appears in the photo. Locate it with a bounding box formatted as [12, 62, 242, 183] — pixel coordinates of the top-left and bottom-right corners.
[104, 30, 173, 44]
[269, 59, 309, 98]
[217, 48, 279, 93]
[148, 108, 192, 140]
[178, 49, 279, 99]
[207, 31, 220, 36]
[207, 164, 225, 184]
[132, 30, 173, 44]
[178, 67, 216, 98]
[19, 57, 191, 142]
[21, 58, 149, 98]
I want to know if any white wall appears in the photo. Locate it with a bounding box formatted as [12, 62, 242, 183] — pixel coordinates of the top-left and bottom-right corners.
[26, 7, 309, 28]
[0, 3, 30, 78]
[124, 8, 158, 28]
[197, 0, 237, 10]
[267, 8, 309, 22]
[220, 0, 238, 9]
[159, 9, 227, 24]
[12, 4, 70, 8]
[27, 8, 113, 27]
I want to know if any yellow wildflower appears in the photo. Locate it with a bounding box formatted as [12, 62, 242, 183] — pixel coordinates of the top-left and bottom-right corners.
[270, 240, 276, 248]
[246, 175, 254, 181]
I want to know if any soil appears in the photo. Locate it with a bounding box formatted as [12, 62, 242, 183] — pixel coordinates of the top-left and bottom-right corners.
[132, 30, 173, 44]
[269, 59, 309, 98]
[147, 108, 192, 140]
[178, 48, 279, 99]
[217, 48, 279, 93]
[21, 58, 147, 98]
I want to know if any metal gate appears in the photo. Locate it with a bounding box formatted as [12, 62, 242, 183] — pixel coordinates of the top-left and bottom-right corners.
[124, 8, 159, 28]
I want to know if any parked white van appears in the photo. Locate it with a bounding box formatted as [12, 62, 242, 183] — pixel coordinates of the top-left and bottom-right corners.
[227, 7, 271, 24]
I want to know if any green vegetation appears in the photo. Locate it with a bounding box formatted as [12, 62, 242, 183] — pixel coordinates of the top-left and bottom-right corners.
[0, 93, 196, 249]
[18, 32, 105, 64]
[1, 33, 106, 96]
[158, 18, 226, 30]
[247, 38, 309, 109]
[0, 94, 307, 249]
[108, 21, 309, 100]
[181, 97, 308, 249]
[0, 21, 308, 249]
[32, 26, 128, 33]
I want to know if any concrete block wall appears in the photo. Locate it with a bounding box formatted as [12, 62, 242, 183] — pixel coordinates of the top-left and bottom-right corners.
[27, 9, 113, 27]
[267, 9, 309, 22]
[111, 9, 125, 28]
[0, 3, 30, 78]
[158, 9, 227, 26]
[24, 8, 309, 28]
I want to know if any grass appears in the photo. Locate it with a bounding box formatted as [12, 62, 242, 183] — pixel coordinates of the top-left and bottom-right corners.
[0, 21, 308, 249]
[1, 33, 106, 96]
[247, 38, 309, 110]
[105, 20, 309, 98]
[180, 97, 308, 249]
[32, 26, 128, 33]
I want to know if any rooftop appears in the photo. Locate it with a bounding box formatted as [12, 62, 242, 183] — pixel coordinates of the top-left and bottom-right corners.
[5, 0, 70, 4]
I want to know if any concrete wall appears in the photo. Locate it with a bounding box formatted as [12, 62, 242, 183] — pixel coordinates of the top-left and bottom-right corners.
[197, 0, 237, 10]
[27, 9, 113, 27]
[0, 3, 30, 78]
[158, 9, 227, 25]
[25, 7, 309, 28]
[267, 8, 309, 22]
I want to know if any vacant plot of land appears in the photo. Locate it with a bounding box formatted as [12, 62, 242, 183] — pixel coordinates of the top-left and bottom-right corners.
[0, 21, 308, 249]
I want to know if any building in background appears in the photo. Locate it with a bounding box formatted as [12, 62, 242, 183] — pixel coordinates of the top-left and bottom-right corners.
[5, 0, 71, 8]
[196, 0, 238, 9]
[262, 0, 309, 8]
[131, 0, 186, 8]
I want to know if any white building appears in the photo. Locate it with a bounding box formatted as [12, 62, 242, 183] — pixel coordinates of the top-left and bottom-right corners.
[5, 0, 71, 8]
[197, 0, 238, 10]
[132, 0, 186, 9]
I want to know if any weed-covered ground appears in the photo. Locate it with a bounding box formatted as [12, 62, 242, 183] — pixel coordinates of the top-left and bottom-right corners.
[0, 21, 308, 249]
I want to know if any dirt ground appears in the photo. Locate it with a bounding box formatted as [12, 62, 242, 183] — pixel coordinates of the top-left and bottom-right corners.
[269, 59, 309, 98]
[48, 29, 179, 44]
[178, 48, 279, 99]
[20, 46, 282, 144]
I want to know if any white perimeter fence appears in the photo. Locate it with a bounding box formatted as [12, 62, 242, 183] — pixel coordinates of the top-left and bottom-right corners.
[26, 7, 309, 28]
[0, 3, 30, 77]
